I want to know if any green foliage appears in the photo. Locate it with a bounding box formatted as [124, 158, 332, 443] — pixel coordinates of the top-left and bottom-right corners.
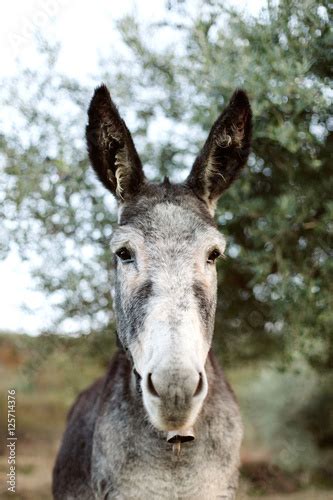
[0, 0, 332, 369]
[235, 363, 333, 473]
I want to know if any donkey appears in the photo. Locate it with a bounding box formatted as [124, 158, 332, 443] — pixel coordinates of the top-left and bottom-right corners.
[53, 84, 252, 500]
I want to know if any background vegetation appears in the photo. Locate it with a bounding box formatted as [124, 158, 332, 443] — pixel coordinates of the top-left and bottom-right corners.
[0, 0, 332, 497]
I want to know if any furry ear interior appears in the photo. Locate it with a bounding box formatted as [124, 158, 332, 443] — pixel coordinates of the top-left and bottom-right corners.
[86, 84, 145, 200]
[186, 90, 252, 212]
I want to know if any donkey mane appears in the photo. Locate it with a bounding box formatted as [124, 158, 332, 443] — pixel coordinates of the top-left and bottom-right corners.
[119, 181, 216, 227]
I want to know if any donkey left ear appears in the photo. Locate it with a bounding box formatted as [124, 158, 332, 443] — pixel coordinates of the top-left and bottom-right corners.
[186, 90, 252, 213]
[86, 84, 145, 201]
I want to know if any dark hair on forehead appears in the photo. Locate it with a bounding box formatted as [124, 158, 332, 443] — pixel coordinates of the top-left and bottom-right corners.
[119, 180, 217, 228]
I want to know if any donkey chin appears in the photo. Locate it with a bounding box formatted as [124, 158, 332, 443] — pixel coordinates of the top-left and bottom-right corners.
[141, 364, 209, 439]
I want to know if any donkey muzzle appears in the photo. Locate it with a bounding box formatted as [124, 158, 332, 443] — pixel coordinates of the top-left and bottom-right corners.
[146, 370, 204, 401]
[143, 367, 207, 431]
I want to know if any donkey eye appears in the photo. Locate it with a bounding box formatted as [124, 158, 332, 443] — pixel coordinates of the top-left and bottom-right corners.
[207, 249, 221, 264]
[116, 247, 133, 263]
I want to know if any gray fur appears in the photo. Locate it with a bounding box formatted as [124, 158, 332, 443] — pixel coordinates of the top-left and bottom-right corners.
[53, 351, 242, 500]
[53, 85, 252, 499]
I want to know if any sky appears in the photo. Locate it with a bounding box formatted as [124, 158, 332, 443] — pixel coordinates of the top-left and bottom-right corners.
[0, 0, 267, 335]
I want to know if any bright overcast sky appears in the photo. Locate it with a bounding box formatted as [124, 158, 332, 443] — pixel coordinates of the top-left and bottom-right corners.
[0, 0, 267, 335]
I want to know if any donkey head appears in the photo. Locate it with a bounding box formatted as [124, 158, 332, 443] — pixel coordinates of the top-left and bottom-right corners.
[86, 85, 251, 437]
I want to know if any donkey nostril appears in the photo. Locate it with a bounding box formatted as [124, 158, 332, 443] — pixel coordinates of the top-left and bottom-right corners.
[193, 372, 203, 397]
[147, 373, 160, 397]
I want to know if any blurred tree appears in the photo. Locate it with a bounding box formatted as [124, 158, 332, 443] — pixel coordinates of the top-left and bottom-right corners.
[0, 0, 332, 369]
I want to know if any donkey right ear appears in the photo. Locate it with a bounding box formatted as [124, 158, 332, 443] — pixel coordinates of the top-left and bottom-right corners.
[86, 84, 145, 200]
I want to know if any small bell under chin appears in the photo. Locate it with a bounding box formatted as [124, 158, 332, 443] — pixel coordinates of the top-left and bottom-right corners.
[166, 428, 195, 444]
